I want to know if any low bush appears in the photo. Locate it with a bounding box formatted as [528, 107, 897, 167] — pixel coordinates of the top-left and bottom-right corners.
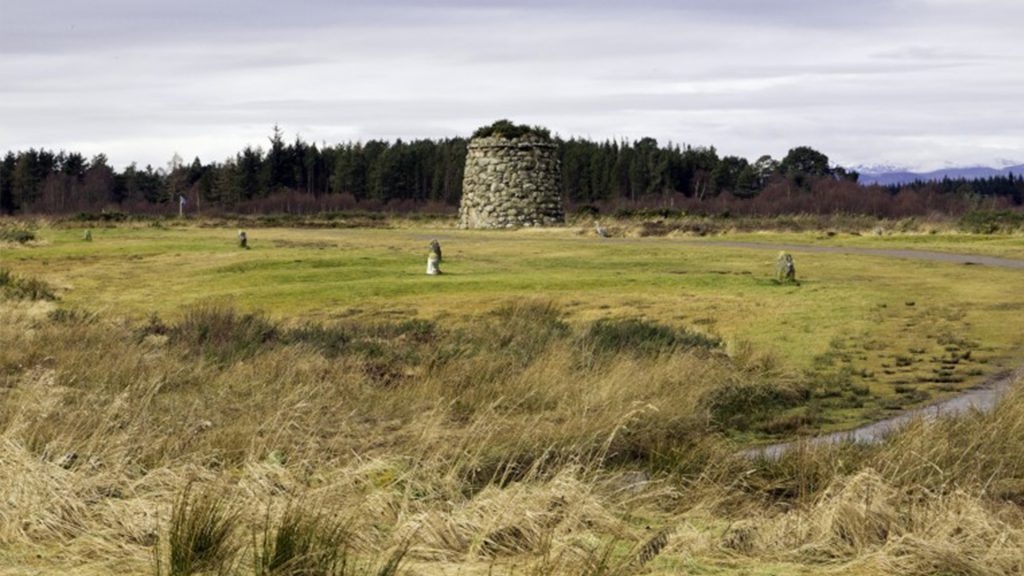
[958, 210, 1024, 233]
[47, 307, 98, 325]
[72, 210, 131, 223]
[0, 267, 57, 301]
[472, 119, 551, 140]
[0, 227, 35, 243]
[702, 380, 810, 432]
[281, 322, 352, 357]
[578, 318, 719, 359]
[486, 300, 569, 362]
[168, 303, 277, 362]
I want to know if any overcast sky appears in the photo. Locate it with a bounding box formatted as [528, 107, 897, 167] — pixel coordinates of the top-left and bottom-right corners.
[2, 0, 1022, 171]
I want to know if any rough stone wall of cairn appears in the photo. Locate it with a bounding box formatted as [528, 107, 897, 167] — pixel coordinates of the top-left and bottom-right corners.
[459, 136, 564, 229]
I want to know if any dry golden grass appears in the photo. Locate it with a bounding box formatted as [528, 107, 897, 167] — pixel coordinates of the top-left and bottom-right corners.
[0, 301, 722, 574]
[0, 297, 1023, 575]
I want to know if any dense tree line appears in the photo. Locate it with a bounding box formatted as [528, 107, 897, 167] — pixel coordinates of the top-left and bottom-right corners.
[885, 174, 1024, 206]
[1, 125, 1021, 216]
[0, 127, 468, 215]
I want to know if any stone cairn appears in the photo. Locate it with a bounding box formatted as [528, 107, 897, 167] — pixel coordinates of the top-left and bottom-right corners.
[426, 239, 442, 276]
[775, 251, 796, 283]
[459, 133, 564, 229]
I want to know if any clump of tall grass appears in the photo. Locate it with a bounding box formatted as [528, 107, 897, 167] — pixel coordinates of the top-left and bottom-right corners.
[253, 505, 351, 576]
[701, 380, 811, 433]
[47, 307, 98, 325]
[484, 300, 569, 364]
[279, 323, 352, 357]
[514, 527, 673, 576]
[715, 465, 1024, 575]
[160, 303, 438, 365]
[958, 210, 1024, 234]
[0, 226, 35, 244]
[158, 484, 240, 576]
[0, 267, 56, 301]
[578, 317, 720, 361]
[168, 303, 277, 363]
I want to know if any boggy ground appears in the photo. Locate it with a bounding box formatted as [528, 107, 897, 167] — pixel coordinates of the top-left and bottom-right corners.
[0, 218, 1023, 574]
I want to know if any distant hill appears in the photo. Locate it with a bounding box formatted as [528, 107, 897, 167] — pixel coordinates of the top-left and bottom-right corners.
[857, 164, 1024, 186]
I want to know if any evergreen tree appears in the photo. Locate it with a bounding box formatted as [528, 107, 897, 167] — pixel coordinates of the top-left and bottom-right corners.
[0, 152, 15, 213]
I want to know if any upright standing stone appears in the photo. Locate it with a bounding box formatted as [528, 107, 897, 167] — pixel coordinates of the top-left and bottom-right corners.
[426, 252, 441, 275]
[429, 239, 442, 262]
[459, 122, 564, 229]
[775, 252, 796, 283]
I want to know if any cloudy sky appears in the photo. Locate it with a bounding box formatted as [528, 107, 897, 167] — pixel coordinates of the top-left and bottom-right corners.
[2, 0, 1022, 171]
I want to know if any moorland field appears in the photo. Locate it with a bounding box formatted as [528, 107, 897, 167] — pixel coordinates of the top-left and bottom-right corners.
[1, 215, 1023, 575]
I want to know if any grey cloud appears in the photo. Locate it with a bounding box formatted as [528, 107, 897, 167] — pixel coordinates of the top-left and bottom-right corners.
[1, 0, 1023, 170]
[871, 45, 998, 63]
[1, 0, 903, 55]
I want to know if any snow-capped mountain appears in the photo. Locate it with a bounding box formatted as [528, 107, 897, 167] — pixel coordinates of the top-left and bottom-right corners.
[850, 163, 912, 175]
[854, 163, 1024, 186]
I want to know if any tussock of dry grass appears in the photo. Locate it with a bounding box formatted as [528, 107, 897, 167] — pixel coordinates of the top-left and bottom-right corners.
[716, 468, 1024, 575]
[706, 384, 1024, 574]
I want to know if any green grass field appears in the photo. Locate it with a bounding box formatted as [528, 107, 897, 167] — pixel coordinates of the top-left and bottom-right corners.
[5, 222, 1023, 431]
